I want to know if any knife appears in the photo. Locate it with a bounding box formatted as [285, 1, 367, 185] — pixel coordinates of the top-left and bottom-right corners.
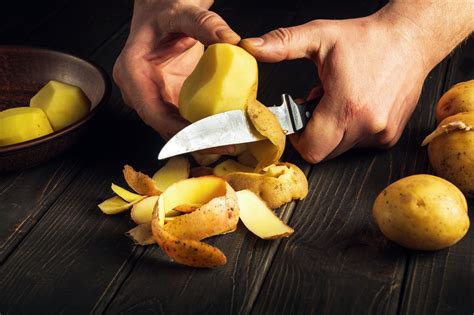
[158, 94, 321, 160]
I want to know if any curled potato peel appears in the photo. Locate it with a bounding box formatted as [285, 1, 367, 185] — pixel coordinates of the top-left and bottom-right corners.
[151, 177, 238, 268]
[123, 165, 161, 196]
[152, 157, 190, 191]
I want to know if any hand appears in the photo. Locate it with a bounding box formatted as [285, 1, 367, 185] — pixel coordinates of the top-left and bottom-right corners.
[113, 0, 240, 140]
[240, 13, 431, 163]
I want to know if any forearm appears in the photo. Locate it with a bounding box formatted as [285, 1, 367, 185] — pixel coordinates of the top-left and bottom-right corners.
[377, 0, 474, 70]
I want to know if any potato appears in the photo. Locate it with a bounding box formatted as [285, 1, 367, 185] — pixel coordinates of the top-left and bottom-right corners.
[123, 165, 161, 196]
[436, 80, 474, 123]
[131, 196, 160, 224]
[30, 80, 91, 131]
[152, 157, 190, 191]
[422, 112, 474, 194]
[213, 159, 254, 177]
[191, 152, 221, 166]
[126, 223, 155, 246]
[0, 107, 53, 146]
[225, 162, 308, 208]
[236, 190, 293, 239]
[373, 174, 469, 250]
[179, 43, 258, 123]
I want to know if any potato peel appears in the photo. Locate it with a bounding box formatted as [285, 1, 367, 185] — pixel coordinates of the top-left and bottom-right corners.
[131, 196, 160, 224]
[422, 121, 473, 146]
[151, 202, 228, 268]
[213, 159, 254, 177]
[98, 195, 146, 215]
[111, 183, 142, 202]
[123, 165, 161, 196]
[246, 99, 285, 170]
[236, 190, 294, 239]
[152, 157, 190, 191]
[126, 223, 155, 246]
[190, 167, 214, 178]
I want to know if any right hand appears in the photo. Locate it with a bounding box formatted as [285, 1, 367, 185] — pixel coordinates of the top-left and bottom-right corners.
[113, 0, 240, 141]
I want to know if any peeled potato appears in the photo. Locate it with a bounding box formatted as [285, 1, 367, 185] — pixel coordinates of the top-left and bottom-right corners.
[213, 159, 254, 177]
[436, 80, 474, 123]
[0, 107, 53, 146]
[236, 190, 293, 239]
[373, 174, 469, 250]
[152, 157, 190, 191]
[123, 165, 161, 196]
[179, 43, 258, 123]
[423, 112, 474, 194]
[30, 80, 91, 131]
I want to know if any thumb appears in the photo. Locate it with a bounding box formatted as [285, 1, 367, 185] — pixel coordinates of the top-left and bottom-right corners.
[240, 22, 321, 62]
[171, 6, 241, 45]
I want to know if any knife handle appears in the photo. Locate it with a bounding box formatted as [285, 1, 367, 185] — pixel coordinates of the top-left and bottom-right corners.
[284, 94, 323, 132]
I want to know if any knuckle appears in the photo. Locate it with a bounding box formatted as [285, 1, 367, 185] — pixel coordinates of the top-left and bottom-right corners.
[300, 150, 325, 164]
[270, 27, 293, 46]
[375, 126, 398, 146]
[194, 10, 219, 28]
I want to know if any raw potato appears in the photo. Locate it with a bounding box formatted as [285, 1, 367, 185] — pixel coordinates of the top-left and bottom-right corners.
[152, 157, 190, 191]
[246, 100, 286, 170]
[126, 223, 155, 245]
[98, 196, 145, 215]
[213, 159, 254, 177]
[236, 190, 293, 239]
[30, 80, 91, 131]
[123, 165, 161, 196]
[423, 112, 474, 194]
[373, 174, 469, 250]
[0, 107, 53, 146]
[111, 183, 142, 202]
[436, 80, 474, 123]
[179, 43, 258, 123]
[225, 163, 308, 208]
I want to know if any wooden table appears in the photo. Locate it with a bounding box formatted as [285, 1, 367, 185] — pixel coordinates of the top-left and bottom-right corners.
[1, 1, 473, 313]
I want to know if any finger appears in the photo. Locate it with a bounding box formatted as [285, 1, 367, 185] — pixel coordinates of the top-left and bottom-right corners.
[198, 144, 236, 155]
[170, 6, 240, 45]
[289, 94, 344, 164]
[240, 21, 321, 62]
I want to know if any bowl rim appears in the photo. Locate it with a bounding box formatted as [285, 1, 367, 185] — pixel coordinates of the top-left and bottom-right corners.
[0, 45, 111, 154]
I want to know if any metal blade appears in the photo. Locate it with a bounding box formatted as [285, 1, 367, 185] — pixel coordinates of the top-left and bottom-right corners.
[158, 110, 265, 160]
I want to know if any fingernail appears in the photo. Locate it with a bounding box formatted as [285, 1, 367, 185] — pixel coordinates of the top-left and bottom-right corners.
[241, 37, 264, 47]
[216, 29, 241, 42]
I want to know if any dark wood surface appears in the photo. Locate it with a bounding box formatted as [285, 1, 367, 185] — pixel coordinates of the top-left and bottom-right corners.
[0, 1, 473, 314]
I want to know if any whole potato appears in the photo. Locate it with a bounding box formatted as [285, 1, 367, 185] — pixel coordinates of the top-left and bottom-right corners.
[373, 174, 469, 250]
[436, 80, 474, 123]
[427, 112, 474, 194]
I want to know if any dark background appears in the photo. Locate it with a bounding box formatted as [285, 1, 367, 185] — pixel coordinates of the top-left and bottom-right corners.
[1, 0, 473, 314]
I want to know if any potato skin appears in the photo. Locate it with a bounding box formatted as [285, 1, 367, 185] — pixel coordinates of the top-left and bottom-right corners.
[436, 80, 474, 123]
[373, 174, 469, 250]
[428, 112, 474, 195]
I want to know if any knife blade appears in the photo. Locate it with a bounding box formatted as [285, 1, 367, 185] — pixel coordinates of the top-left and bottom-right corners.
[158, 94, 320, 160]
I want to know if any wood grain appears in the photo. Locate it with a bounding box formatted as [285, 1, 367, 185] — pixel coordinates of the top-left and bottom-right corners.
[251, 58, 450, 315]
[399, 38, 474, 315]
[0, 0, 132, 264]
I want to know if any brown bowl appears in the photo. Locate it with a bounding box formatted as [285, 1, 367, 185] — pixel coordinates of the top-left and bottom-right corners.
[0, 46, 110, 172]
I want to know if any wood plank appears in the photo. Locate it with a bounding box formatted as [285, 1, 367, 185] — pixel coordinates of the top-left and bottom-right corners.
[0, 1, 132, 263]
[251, 37, 450, 315]
[104, 3, 384, 313]
[399, 37, 474, 315]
